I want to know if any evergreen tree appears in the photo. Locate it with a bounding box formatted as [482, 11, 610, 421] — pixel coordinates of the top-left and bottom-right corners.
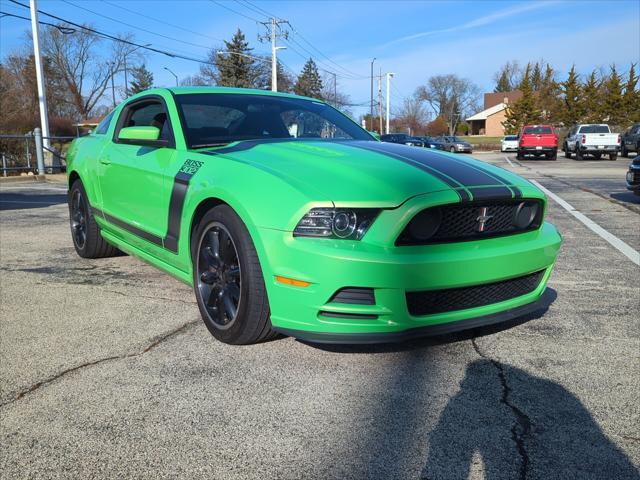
[622, 63, 640, 124]
[503, 64, 541, 134]
[601, 64, 624, 125]
[494, 70, 511, 92]
[560, 65, 583, 125]
[128, 63, 153, 95]
[202, 29, 259, 88]
[294, 59, 323, 99]
[581, 71, 602, 123]
[531, 62, 542, 91]
[537, 64, 561, 121]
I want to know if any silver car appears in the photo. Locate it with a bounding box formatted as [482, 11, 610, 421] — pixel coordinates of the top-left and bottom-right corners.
[438, 136, 473, 153]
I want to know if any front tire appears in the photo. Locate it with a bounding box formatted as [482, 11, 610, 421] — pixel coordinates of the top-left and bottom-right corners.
[564, 142, 572, 158]
[191, 205, 274, 345]
[68, 180, 119, 259]
[449, 146, 455, 153]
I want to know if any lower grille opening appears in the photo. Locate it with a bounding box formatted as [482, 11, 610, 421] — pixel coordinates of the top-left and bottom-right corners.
[329, 287, 375, 305]
[319, 311, 378, 320]
[406, 270, 545, 316]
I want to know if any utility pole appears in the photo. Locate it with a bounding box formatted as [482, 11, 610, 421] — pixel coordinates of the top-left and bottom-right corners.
[259, 18, 288, 92]
[110, 64, 116, 108]
[369, 58, 376, 130]
[386, 72, 394, 134]
[29, 0, 51, 156]
[328, 71, 337, 107]
[378, 69, 383, 134]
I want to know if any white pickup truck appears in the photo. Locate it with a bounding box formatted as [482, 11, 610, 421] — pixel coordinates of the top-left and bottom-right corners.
[563, 124, 620, 160]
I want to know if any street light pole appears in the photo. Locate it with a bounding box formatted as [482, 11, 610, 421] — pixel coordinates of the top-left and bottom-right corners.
[164, 67, 178, 86]
[369, 57, 376, 131]
[386, 72, 395, 134]
[29, 0, 51, 159]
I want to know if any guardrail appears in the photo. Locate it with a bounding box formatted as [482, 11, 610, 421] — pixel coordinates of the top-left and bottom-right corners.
[0, 129, 79, 177]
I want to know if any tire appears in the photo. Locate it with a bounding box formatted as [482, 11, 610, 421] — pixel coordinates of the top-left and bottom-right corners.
[546, 153, 557, 160]
[575, 145, 583, 160]
[564, 143, 571, 158]
[593, 153, 602, 160]
[449, 146, 455, 153]
[191, 205, 274, 345]
[68, 180, 119, 259]
[621, 143, 628, 157]
[516, 149, 523, 160]
[609, 153, 617, 161]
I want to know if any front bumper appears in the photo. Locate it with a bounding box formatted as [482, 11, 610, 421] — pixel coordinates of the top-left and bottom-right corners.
[501, 145, 518, 152]
[455, 144, 473, 152]
[255, 193, 562, 341]
[627, 167, 640, 192]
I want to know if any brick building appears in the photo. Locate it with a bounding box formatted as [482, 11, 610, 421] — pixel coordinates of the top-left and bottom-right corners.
[466, 90, 522, 136]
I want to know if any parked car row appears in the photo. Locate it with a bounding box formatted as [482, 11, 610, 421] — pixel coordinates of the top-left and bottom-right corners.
[380, 134, 472, 153]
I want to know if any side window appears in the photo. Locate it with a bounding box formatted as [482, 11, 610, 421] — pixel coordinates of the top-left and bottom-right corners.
[95, 111, 114, 135]
[117, 99, 172, 143]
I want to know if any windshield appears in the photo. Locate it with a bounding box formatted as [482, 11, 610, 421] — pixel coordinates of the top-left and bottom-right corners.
[452, 137, 466, 142]
[523, 126, 553, 134]
[578, 125, 610, 134]
[504, 135, 518, 141]
[175, 93, 372, 148]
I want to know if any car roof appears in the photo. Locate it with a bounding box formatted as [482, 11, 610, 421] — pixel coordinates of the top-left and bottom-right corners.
[133, 86, 324, 103]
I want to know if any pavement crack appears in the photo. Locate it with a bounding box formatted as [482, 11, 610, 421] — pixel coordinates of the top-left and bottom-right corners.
[104, 289, 195, 305]
[472, 338, 532, 480]
[0, 320, 200, 409]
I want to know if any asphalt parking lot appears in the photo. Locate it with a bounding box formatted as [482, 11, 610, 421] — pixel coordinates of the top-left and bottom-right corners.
[1, 153, 638, 479]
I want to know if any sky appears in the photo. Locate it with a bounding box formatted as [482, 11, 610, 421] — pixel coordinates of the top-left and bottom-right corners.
[1, 0, 639, 119]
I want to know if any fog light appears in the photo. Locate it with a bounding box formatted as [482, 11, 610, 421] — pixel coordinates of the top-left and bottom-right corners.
[408, 207, 442, 241]
[513, 201, 539, 229]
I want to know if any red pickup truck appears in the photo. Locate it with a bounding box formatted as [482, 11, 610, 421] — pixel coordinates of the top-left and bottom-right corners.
[516, 124, 558, 160]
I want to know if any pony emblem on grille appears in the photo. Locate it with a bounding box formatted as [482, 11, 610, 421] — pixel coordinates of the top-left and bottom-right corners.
[476, 207, 494, 232]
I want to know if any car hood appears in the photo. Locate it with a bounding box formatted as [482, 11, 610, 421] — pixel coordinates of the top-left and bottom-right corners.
[200, 139, 532, 206]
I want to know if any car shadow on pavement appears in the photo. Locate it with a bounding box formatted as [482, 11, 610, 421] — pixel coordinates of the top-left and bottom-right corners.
[611, 191, 640, 205]
[0, 191, 67, 211]
[421, 360, 639, 480]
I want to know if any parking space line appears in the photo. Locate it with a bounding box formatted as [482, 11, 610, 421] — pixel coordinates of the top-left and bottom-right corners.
[530, 179, 640, 266]
[504, 156, 516, 168]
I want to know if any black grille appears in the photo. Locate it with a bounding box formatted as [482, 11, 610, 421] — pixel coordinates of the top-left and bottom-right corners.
[396, 200, 543, 245]
[631, 170, 640, 184]
[406, 270, 545, 316]
[329, 287, 375, 305]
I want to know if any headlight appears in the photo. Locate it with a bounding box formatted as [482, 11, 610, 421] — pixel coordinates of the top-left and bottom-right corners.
[294, 208, 380, 240]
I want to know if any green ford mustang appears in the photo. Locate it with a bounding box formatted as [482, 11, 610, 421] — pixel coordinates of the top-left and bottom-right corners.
[67, 87, 562, 344]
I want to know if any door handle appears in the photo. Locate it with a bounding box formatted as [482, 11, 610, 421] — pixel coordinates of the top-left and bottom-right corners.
[99, 159, 111, 165]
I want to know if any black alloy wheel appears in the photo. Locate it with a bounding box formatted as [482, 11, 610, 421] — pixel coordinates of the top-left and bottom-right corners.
[197, 223, 242, 329]
[70, 189, 87, 250]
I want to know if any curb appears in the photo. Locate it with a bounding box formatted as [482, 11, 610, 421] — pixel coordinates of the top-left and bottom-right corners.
[0, 175, 47, 184]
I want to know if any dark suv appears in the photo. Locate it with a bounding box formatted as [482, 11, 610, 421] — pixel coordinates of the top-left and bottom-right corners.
[621, 123, 640, 157]
[380, 133, 425, 147]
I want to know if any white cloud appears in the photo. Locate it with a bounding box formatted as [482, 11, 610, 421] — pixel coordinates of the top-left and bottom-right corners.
[381, 1, 559, 47]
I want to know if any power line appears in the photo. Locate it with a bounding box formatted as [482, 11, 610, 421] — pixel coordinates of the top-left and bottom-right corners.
[0, 11, 76, 34]
[101, 0, 223, 43]
[208, 0, 261, 23]
[7, 0, 219, 66]
[233, 0, 271, 19]
[60, 0, 213, 51]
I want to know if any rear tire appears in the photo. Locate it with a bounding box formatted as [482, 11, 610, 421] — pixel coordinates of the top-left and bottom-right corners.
[609, 153, 617, 161]
[546, 153, 557, 160]
[191, 205, 275, 345]
[575, 145, 583, 160]
[68, 180, 119, 259]
[593, 153, 602, 160]
[621, 143, 628, 157]
[516, 149, 523, 160]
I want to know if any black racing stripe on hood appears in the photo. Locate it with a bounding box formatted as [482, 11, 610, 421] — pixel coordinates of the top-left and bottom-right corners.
[343, 141, 471, 202]
[350, 141, 517, 201]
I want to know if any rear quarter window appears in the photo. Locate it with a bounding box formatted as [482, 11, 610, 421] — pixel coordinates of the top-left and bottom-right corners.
[94, 111, 114, 135]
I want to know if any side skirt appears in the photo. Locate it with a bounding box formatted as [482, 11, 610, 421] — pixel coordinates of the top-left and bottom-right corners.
[100, 230, 193, 286]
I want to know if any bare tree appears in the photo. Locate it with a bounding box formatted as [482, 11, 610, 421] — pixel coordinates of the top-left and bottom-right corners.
[40, 23, 137, 119]
[493, 60, 523, 92]
[416, 74, 480, 135]
[391, 94, 431, 135]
